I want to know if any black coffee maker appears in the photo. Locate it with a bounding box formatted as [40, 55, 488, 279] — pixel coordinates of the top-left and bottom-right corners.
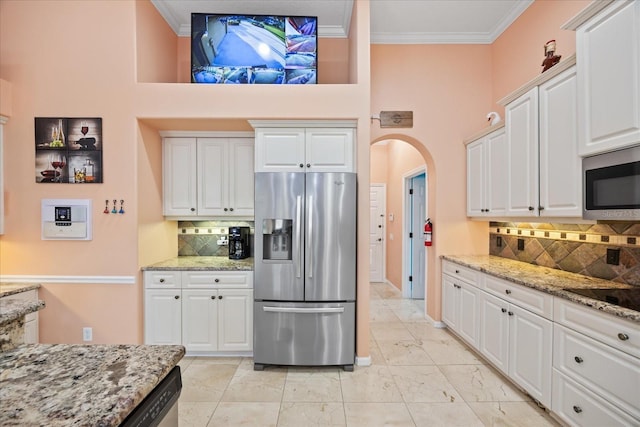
[228, 226, 250, 259]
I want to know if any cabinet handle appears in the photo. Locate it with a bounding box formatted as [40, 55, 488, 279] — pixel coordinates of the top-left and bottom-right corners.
[508, 311, 513, 316]
[190, 207, 196, 212]
[214, 278, 220, 283]
[306, 163, 311, 168]
[501, 308, 507, 313]
[505, 289, 512, 295]
[174, 295, 180, 300]
[618, 333, 629, 341]
[572, 406, 582, 414]
[159, 278, 165, 283]
[218, 295, 223, 299]
[539, 206, 545, 211]
[574, 356, 583, 364]
[528, 206, 534, 211]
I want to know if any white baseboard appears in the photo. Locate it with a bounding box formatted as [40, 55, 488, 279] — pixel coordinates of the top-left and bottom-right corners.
[433, 320, 447, 329]
[355, 355, 372, 366]
[0, 275, 135, 284]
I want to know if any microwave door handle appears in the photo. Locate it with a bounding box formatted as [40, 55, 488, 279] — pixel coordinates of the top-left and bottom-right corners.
[308, 195, 313, 279]
[296, 195, 302, 279]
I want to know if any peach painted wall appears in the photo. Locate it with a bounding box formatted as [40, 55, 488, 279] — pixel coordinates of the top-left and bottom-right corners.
[0, 0, 141, 344]
[491, 0, 591, 112]
[0, 79, 12, 117]
[384, 140, 425, 290]
[136, 0, 178, 83]
[370, 44, 493, 320]
[370, 143, 388, 183]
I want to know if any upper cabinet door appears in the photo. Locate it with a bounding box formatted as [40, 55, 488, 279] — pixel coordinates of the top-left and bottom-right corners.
[163, 138, 198, 216]
[539, 67, 581, 217]
[198, 138, 227, 216]
[506, 88, 539, 216]
[305, 128, 354, 172]
[486, 129, 508, 216]
[254, 128, 305, 172]
[466, 139, 486, 217]
[229, 138, 255, 216]
[577, 0, 640, 156]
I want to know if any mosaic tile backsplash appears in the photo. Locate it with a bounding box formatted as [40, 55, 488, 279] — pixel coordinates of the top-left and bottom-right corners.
[490, 222, 640, 287]
[178, 220, 254, 257]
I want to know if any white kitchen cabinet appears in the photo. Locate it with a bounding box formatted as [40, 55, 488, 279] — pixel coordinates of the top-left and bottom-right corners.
[144, 289, 182, 345]
[254, 127, 355, 173]
[466, 127, 507, 217]
[500, 65, 581, 218]
[538, 67, 581, 217]
[479, 291, 510, 373]
[506, 87, 539, 216]
[162, 134, 254, 218]
[573, 0, 640, 156]
[441, 261, 481, 350]
[144, 270, 253, 354]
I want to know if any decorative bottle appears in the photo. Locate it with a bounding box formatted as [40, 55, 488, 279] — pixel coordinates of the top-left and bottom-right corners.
[84, 158, 94, 183]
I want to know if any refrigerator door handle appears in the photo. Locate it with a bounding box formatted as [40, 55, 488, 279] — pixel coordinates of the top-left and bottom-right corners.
[263, 306, 345, 314]
[308, 195, 313, 278]
[295, 195, 302, 279]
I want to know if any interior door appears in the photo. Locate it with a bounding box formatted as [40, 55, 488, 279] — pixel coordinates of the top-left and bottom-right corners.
[409, 174, 426, 299]
[369, 184, 385, 282]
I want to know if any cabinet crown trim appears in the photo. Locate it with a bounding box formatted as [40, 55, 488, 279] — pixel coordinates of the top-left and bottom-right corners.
[159, 131, 255, 138]
[561, 0, 617, 30]
[498, 56, 576, 106]
[249, 120, 357, 129]
[463, 124, 505, 146]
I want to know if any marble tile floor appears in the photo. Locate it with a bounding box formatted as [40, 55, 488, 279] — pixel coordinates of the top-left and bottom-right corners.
[177, 281, 561, 426]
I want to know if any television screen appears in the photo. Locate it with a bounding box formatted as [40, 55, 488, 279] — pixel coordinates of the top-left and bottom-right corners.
[191, 13, 317, 84]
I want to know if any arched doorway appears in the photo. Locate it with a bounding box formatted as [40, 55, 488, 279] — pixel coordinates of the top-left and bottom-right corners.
[370, 136, 436, 318]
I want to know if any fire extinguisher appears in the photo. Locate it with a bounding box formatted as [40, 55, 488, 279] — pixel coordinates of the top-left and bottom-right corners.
[424, 218, 433, 247]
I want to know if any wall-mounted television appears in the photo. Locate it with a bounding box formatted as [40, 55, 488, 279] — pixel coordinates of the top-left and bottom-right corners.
[191, 13, 317, 84]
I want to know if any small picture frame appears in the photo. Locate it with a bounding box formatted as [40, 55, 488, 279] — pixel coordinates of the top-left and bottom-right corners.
[35, 117, 103, 183]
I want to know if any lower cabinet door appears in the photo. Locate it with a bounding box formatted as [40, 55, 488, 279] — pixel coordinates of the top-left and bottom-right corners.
[479, 292, 509, 374]
[509, 304, 553, 408]
[458, 283, 481, 350]
[144, 289, 182, 345]
[182, 290, 218, 352]
[553, 370, 638, 426]
[441, 274, 459, 330]
[218, 289, 253, 352]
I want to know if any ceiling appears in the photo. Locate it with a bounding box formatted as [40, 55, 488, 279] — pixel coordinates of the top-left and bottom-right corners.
[151, 0, 533, 44]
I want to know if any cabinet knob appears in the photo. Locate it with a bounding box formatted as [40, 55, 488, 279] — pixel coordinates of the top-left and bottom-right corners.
[211, 295, 215, 300]
[159, 278, 165, 283]
[218, 295, 223, 299]
[214, 278, 220, 283]
[299, 163, 304, 168]
[229, 208, 234, 212]
[174, 295, 180, 300]
[378, 225, 382, 228]
[508, 311, 513, 316]
[574, 356, 583, 364]
[572, 406, 583, 414]
[190, 207, 196, 212]
[528, 206, 534, 211]
[505, 289, 512, 295]
[501, 308, 507, 313]
[455, 270, 460, 274]
[306, 163, 311, 168]
[539, 206, 545, 211]
[618, 333, 629, 341]
[377, 238, 382, 242]
[224, 208, 228, 212]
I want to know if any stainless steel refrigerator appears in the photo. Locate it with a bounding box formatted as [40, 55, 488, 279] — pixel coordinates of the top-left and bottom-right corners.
[253, 172, 356, 371]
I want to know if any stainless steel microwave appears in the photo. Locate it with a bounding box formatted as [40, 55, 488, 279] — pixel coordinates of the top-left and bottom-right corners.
[583, 145, 640, 220]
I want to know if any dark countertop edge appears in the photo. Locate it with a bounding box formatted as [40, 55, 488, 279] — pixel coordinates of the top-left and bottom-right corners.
[441, 255, 640, 324]
[0, 283, 41, 298]
[0, 300, 45, 326]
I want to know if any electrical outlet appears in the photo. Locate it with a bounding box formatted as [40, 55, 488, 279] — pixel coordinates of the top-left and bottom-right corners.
[83, 327, 93, 342]
[517, 239, 525, 251]
[606, 248, 620, 265]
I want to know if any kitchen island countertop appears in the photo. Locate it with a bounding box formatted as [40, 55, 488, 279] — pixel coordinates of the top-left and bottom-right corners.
[0, 283, 41, 299]
[142, 256, 253, 271]
[442, 255, 639, 323]
[0, 343, 185, 426]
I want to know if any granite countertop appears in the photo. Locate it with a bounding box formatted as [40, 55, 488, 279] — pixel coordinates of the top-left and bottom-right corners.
[0, 300, 45, 327]
[142, 256, 254, 271]
[0, 284, 41, 299]
[0, 344, 185, 426]
[442, 255, 640, 323]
